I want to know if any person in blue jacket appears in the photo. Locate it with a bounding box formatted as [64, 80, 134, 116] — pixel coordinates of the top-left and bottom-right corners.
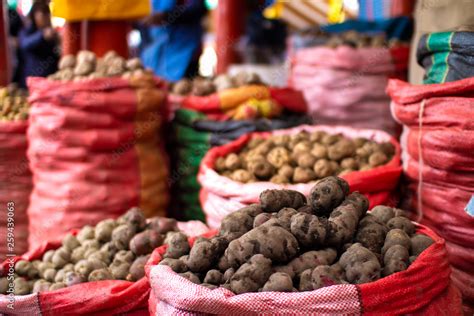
[141, 0, 207, 82]
[17, 2, 59, 88]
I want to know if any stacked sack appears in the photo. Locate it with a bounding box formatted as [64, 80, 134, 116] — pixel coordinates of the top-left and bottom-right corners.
[0, 86, 31, 257]
[199, 125, 402, 229]
[26, 51, 169, 250]
[168, 72, 309, 221]
[389, 78, 474, 313]
[289, 30, 409, 135]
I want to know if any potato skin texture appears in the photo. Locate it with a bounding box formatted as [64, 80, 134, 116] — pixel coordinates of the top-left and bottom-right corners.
[224, 224, 300, 267]
[339, 244, 381, 284]
[261, 272, 294, 292]
[259, 189, 306, 213]
[308, 177, 349, 216]
[290, 213, 327, 248]
[410, 234, 434, 256]
[229, 254, 272, 294]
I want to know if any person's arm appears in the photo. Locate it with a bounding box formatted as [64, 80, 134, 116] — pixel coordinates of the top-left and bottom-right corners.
[163, 0, 207, 25]
[19, 29, 45, 50]
[144, 0, 207, 26]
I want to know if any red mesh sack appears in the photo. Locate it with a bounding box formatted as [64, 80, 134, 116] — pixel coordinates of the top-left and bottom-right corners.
[0, 121, 31, 257]
[26, 76, 170, 250]
[145, 225, 462, 315]
[0, 220, 208, 315]
[388, 78, 474, 313]
[198, 125, 402, 229]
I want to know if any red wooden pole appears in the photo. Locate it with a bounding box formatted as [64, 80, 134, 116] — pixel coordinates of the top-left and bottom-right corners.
[0, 1, 10, 85]
[216, 0, 244, 74]
[86, 20, 130, 58]
[61, 21, 82, 56]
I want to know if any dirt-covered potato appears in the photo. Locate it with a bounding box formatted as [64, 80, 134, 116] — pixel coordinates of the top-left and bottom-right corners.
[248, 160, 275, 180]
[275, 249, 337, 279]
[111, 224, 136, 250]
[267, 147, 291, 168]
[293, 167, 316, 183]
[64, 272, 85, 287]
[339, 243, 381, 284]
[179, 272, 201, 284]
[261, 272, 293, 292]
[219, 204, 263, 240]
[187, 238, 221, 273]
[224, 153, 241, 171]
[308, 177, 349, 216]
[370, 206, 395, 223]
[386, 217, 415, 235]
[224, 224, 299, 267]
[311, 265, 346, 289]
[14, 260, 32, 276]
[52, 247, 71, 269]
[410, 234, 434, 257]
[290, 214, 327, 248]
[12, 277, 30, 295]
[229, 254, 272, 294]
[77, 225, 95, 243]
[164, 232, 190, 259]
[118, 207, 147, 231]
[230, 169, 254, 183]
[59, 54, 76, 69]
[327, 139, 355, 161]
[203, 269, 224, 285]
[159, 258, 188, 273]
[381, 229, 411, 255]
[260, 189, 306, 213]
[313, 159, 334, 179]
[129, 230, 164, 256]
[95, 219, 117, 243]
[382, 245, 409, 276]
[88, 268, 113, 282]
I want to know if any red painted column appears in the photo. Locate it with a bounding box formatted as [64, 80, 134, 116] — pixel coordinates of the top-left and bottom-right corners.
[216, 0, 244, 74]
[61, 22, 82, 56]
[0, 2, 10, 85]
[86, 20, 130, 58]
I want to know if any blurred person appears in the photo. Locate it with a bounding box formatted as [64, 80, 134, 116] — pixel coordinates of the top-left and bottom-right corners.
[7, 6, 24, 84]
[140, 0, 207, 81]
[17, 2, 59, 88]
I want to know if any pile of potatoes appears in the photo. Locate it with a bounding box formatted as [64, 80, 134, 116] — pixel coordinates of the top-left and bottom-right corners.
[0, 84, 28, 121]
[48, 50, 151, 81]
[171, 71, 264, 96]
[0, 208, 182, 295]
[325, 31, 404, 49]
[215, 130, 395, 184]
[158, 176, 434, 294]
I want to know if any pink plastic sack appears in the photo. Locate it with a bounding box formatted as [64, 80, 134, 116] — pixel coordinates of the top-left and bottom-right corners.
[389, 78, 474, 313]
[0, 220, 208, 316]
[146, 225, 462, 316]
[289, 45, 408, 135]
[198, 125, 402, 229]
[26, 76, 170, 250]
[0, 121, 31, 257]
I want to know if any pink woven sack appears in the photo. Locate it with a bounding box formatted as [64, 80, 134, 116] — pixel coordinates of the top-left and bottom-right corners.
[198, 125, 402, 229]
[146, 225, 462, 316]
[289, 46, 407, 135]
[0, 121, 31, 257]
[26, 76, 170, 250]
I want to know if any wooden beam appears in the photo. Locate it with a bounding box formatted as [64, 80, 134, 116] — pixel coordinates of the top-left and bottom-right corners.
[0, 1, 10, 85]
